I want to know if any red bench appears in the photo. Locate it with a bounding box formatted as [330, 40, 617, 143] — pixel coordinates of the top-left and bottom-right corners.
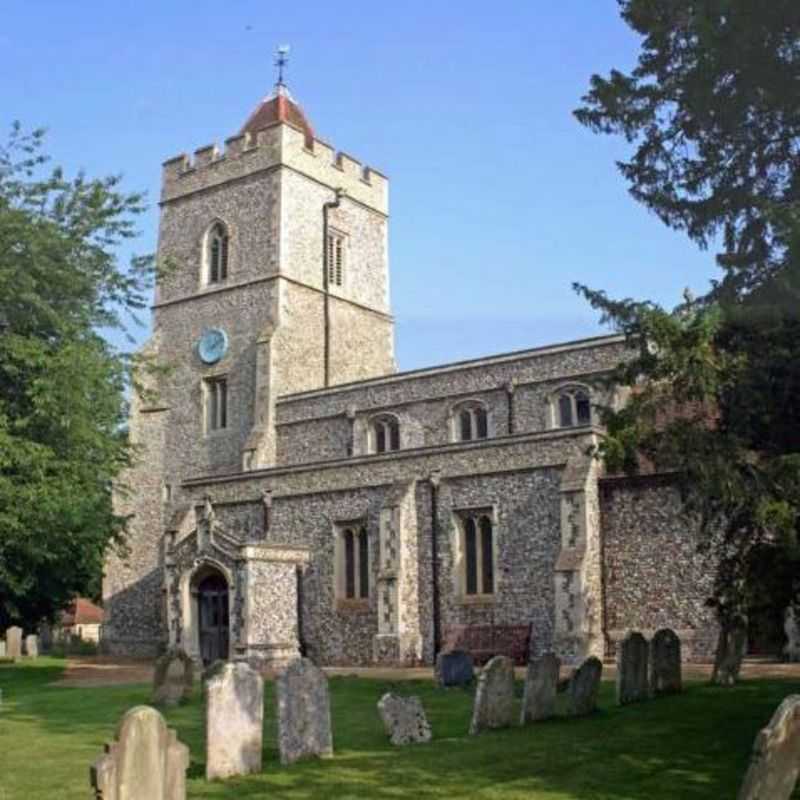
[442, 624, 532, 666]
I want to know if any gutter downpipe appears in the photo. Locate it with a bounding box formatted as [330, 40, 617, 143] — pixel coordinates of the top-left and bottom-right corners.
[322, 189, 344, 388]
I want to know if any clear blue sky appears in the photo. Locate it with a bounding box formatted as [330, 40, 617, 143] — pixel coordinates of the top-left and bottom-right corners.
[1, 0, 719, 370]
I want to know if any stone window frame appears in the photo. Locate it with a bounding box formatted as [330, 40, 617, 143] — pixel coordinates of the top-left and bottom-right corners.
[449, 398, 491, 443]
[326, 227, 348, 289]
[202, 373, 229, 436]
[451, 505, 499, 605]
[333, 520, 371, 611]
[547, 383, 593, 429]
[367, 412, 401, 454]
[201, 219, 231, 287]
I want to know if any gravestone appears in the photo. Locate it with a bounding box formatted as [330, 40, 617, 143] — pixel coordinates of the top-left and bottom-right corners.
[784, 607, 800, 662]
[0, 641, 6, 658]
[205, 661, 264, 780]
[25, 634, 39, 658]
[90, 705, 189, 800]
[520, 652, 560, 724]
[468, 655, 515, 735]
[616, 631, 650, 705]
[567, 656, 602, 716]
[6, 627, 22, 660]
[435, 650, 474, 687]
[152, 647, 194, 706]
[377, 693, 432, 745]
[276, 657, 333, 765]
[650, 628, 682, 695]
[712, 615, 748, 686]
[738, 694, 800, 800]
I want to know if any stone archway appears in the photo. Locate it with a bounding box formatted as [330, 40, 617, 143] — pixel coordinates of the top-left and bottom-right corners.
[192, 566, 230, 666]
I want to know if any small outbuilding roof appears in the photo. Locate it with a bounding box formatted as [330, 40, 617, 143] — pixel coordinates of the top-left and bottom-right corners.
[61, 597, 104, 626]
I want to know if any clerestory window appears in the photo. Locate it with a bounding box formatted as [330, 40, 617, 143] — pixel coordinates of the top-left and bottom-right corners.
[554, 387, 592, 428]
[370, 414, 400, 454]
[452, 401, 489, 442]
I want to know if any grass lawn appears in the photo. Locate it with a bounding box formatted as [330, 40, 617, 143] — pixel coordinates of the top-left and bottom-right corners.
[1, 659, 799, 799]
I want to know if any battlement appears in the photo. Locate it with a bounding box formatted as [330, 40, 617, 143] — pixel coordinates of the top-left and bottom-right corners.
[161, 121, 388, 213]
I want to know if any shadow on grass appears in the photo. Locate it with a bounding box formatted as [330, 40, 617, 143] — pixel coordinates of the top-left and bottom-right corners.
[2, 661, 799, 800]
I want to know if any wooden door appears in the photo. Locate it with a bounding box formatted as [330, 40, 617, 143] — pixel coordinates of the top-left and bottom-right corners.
[197, 574, 229, 666]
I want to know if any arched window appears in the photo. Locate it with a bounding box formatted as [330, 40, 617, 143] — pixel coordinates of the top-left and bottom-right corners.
[205, 222, 229, 284]
[452, 401, 489, 442]
[461, 512, 494, 597]
[339, 525, 369, 600]
[553, 386, 592, 428]
[370, 414, 400, 454]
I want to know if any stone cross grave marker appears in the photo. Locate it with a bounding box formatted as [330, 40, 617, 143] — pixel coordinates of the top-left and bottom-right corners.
[521, 652, 560, 724]
[377, 693, 432, 745]
[616, 631, 650, 705]
[650, 628, 682, 695]
[276, 657, 333, 765]
[469, 655, 515, 735]
[567, 656, 603, 716]
[435, 650, 474, 687]
[152, 648, 194, 706]
[90, 705, 190, 800]
[25, 634, 39, 658]
[738, 694, 800, 800]
[6, 627, 22, 660]
[205, 661, 264, 780]
[712, 615, 748, 686]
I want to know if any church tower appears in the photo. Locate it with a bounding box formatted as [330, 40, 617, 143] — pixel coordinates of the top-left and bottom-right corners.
[104, 76, 395, 656]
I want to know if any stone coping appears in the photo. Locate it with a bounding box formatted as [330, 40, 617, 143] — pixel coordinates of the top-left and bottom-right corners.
[276, 333, 627, 404]
[240, 544, 311, 563]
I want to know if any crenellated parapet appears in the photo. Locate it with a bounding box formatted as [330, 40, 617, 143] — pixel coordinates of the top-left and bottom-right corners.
[161, 121, 388, 213]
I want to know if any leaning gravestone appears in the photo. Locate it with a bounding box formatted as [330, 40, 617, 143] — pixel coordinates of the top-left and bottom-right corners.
[25, 634, 39, 659]
[650, 628, 682, 695]
[152, 647, 194, 706]
[276, 657, 333, 765]
[520, 652, 560, 724]
[377, 693, 432, 745]
[469, 655, 515, 735]
[616, 631, 650, 705]
[712, 615, 748, 686]
[435, 650, 474, 687]
[6, 627, 22, 660]
[90, 705, 190, 800]
[567, 656, 603, 716]
[205, 661, 264, 780]
[738, 694, 800, 800]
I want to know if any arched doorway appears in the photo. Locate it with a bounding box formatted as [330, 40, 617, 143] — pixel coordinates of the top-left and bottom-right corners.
[195, 571, 229, 666]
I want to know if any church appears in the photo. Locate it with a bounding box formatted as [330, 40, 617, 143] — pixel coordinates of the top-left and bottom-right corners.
[103, 78, 719, 669]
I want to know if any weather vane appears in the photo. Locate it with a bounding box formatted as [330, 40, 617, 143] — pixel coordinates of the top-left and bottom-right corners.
[275, 44, 290, 89]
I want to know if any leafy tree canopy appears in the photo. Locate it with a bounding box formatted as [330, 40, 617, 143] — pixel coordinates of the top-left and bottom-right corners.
[574, 1, 800, 632]
[0, 124, 153, 629]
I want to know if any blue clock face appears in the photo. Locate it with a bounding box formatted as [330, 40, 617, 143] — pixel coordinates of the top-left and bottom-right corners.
[197, 328, 228, 364]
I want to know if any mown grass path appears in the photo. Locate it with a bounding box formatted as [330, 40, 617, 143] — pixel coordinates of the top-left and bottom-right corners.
[1, 658, 798, 799]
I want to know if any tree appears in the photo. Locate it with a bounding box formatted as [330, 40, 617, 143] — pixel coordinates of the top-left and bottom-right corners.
[0, 124, 153, 630]
[573, 1, 800, 664]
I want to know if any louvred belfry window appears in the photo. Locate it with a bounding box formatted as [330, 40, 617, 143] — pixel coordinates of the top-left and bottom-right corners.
[327, 231, 345, 287]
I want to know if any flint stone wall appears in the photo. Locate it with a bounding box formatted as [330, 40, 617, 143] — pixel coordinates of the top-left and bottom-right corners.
[600, 476, 719, 661]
